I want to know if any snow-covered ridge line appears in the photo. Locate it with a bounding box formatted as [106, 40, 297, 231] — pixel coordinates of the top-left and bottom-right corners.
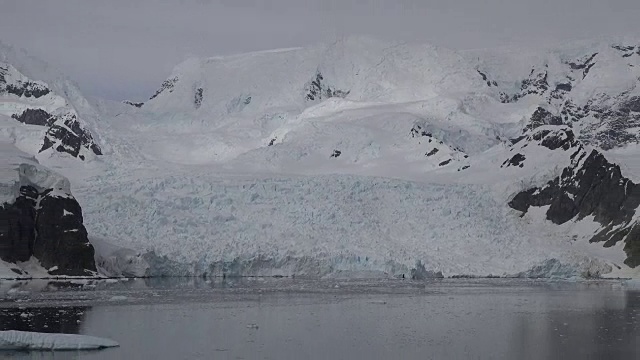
[0, 42, 103, 160]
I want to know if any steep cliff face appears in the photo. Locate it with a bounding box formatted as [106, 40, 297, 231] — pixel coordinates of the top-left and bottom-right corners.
[508, 115, 640, 267]
[510, 148, 640, 267]
[0, 146, 96, 277]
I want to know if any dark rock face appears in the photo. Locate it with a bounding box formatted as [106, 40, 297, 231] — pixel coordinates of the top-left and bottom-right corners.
[510, 126, 581, 155]
[567, 53, 598, 79]
[426, 148, 439, 157]
[509, 149, 640, 267]
[555, 83, 572, 92]
[0, 66, 50, 98]
[39, 115, 102, 158]
[123, 100, 143, 108]
[525, 107, 563, 132]
[5, 82, 50, 98]
[576, 94, 640, 150]
[533, 128, 579, 151]
[0, 192, 35, 263]
[0, 186, 96, 276]
[149, 77, 179, 100]
[194, 87, 203, 109]
[0, 65, 6, 84]
[410, 124, 431, 138]
[476, 70, 498, 87]
[11, 109, 56, 126]
[502, 153, 526, 168]
[305, 72, 350, 101]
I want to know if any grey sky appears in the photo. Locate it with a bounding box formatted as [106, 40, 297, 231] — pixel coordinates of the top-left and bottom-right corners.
[1, 0, 639, 101]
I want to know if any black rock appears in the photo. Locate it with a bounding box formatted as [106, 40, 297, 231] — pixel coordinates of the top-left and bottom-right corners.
[305, 71, 350, 102]
[0, 186, 96, 276]
[149, 77, 179, 100]
[525, 107, 563, 132]
[568, 53, 598, 71]
[330, 149, 342, 158]
[194, 87, 203, 109]
[123, 100, 143, 108]
[555, 83, 572, 92]
[426, 148, 439, 157]
[40, 116, 102, 158]
[410, 124, 432, 138]
[509, 149, 640, 267]
[612, 45, 636, 52]
[502, 153, 526, 168]
[4, 82, 50, 98]
[11, 109, 56, 126]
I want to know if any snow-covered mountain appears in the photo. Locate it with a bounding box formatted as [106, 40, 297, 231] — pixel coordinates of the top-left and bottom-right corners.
[0, 43, 103, 162]
[4, 36, 640, 279]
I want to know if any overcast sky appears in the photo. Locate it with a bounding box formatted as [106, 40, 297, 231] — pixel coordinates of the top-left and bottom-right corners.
[1, 0, 639, 100]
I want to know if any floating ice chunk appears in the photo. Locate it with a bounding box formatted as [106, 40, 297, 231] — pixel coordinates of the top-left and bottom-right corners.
[0, 330, 119, 351]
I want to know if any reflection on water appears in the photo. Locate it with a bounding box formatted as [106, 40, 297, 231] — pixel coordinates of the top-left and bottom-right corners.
[0, 306, 89, 334]
[0, 279, 638, 359]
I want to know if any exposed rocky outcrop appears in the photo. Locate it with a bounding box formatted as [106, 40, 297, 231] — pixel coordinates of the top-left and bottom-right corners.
[0, 166, 97, 276]
[4, 82, 50, 98]
[501, 69, 550, 103]
[0, 65, 50, 98]
[502, 153, 526, 168]
[509, 148, 640, 267]
[305, 71, 350, 101]
[1, 63, 102, 160]
[123, 100, 143, 108]
[567, 53, 598, 78]
[149, 76, 178, 100]
[39, 114, 102, 159]
[525, 107, 563, 132]
[194, 87, 203, 109]
[426, 148, 439, 157]
[11, 109, 56, 126]
[578, 94, 640, 150]
[494, 49, 640, 150]
[476, 70, 498, 87]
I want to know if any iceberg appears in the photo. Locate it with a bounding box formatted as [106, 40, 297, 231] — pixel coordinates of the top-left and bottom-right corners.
[0, 330, 119, 351]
